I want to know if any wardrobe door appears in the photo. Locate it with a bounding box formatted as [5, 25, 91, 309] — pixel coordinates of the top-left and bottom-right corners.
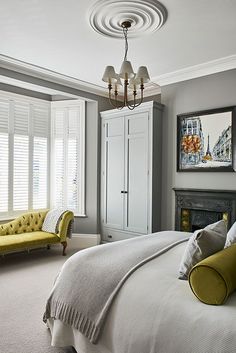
[103, 117, 124, 229]
[124, 112, 149, 234]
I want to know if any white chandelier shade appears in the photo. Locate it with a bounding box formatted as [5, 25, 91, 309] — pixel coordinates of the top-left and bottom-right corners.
[102, 66, 117, 83]
[119, 60, 135, 79]
[136, 66, 150, 83]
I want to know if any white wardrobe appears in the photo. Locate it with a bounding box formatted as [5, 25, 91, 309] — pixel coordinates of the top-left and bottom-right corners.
[100, 101, 164, 242]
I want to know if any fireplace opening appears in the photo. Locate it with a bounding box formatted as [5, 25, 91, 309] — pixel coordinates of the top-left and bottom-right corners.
[182, 209, 224, 232]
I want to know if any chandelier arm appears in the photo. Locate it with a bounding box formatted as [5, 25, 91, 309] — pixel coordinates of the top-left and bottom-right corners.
[126, 91, 137, 110]
[108, 85, 123, 109]
[115, 90, 124, 110]
[123, 79, 129, 106]
[126, 85, 144, 110]
[108, 96, 119, 109]
[134, 84, 144, 108]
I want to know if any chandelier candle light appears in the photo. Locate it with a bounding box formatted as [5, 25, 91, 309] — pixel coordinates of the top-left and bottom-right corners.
[102, 20, 150, 110]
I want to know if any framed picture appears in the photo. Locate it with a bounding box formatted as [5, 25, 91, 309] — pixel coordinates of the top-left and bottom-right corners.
[177, 106, 236, 172]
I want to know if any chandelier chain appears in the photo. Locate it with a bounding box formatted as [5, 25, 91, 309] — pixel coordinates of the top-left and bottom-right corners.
[123, 26, 128, 61]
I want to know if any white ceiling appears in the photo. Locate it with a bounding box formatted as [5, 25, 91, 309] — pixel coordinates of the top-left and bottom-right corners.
[0, 0, 236, 94]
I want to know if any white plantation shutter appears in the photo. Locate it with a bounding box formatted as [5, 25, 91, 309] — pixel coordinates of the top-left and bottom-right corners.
[51, 100, 85, 215]
[32, 105, 49, 209]
[33, 137, 48, 209]
[67, 108, 79, 210]
[55, 138, 65, 207]
[13, 135, 29, 210]
[14, 102, 29, 134]
[0, 133, 8, 212]
[55, 110, 65, 134]
[13, 102, 29, 211]
[68, 137, 78, 210]
[0, 92, 50, 217]
[54, 109, 65, 208]
[0, 99, 9, 132]
[33, 105, 49, 137]
[0, 99, 9, 213]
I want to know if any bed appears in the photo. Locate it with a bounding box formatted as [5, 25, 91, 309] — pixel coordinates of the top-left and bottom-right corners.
[45, 230, 236, 353]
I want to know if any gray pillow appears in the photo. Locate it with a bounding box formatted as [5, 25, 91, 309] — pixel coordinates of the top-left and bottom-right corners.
[178, 220, 227, 280]
[225, 221, 236, 248]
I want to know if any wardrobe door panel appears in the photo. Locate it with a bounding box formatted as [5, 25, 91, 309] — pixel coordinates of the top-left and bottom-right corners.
[124, 113, 149, 234]
[104, 117, 124, 229]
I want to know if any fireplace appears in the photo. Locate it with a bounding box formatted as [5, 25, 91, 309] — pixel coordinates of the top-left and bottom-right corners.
[174, 189, 236, 232]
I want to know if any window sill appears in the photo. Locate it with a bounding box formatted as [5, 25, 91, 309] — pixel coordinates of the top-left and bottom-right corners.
[0, 213, 88, 223]
[74, 214, 87, 218]
[0, 216, 14, 223]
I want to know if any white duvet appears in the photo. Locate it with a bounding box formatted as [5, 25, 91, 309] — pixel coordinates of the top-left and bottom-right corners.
[48, 232, 236, 353]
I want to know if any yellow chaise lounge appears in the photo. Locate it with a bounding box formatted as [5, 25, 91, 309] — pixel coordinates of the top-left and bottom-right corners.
[0, 210, 74, 256]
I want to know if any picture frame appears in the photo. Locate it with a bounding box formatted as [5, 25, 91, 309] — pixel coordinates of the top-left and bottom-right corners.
[177, 106, 236, 172]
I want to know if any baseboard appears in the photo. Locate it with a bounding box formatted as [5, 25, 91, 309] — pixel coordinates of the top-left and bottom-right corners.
[70, 233, 101, 249]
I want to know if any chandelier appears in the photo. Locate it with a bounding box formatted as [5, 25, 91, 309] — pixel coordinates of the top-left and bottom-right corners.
[102, 20, 150, 110]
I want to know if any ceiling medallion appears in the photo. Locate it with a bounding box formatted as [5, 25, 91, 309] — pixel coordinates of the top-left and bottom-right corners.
[88, 0, 167, 38]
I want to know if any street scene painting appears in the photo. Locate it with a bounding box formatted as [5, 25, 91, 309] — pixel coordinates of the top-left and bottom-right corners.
[177, 107, 236, 172]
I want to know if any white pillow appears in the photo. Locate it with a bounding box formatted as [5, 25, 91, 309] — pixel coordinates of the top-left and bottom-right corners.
[225, 221, 236, 248]
[178, 220, 227, 280]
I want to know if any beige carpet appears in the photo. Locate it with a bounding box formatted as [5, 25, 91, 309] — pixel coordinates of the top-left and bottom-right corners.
[0, 243, 80, 353]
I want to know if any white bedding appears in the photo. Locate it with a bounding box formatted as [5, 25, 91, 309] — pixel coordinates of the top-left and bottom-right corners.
[48, 234, 236, 353]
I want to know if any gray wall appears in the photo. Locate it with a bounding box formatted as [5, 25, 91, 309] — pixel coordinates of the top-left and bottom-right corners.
[0, 68, 112, 235]
[161, 69, 236, 230]
[0, 83, 51, 100]
[143, 93, 161, 103]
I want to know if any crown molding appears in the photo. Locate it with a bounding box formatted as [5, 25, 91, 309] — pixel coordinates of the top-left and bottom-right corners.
[143, 82, 161, 96]
[153, 54, 236, 87]
[1, 54, 236, 99]
[0, 54, 160, 100]
[0, 54, 109, 98]
[127, 81, 161, 100]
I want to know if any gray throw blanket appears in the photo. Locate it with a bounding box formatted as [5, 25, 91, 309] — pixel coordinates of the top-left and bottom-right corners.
[43, 231, 189, 344]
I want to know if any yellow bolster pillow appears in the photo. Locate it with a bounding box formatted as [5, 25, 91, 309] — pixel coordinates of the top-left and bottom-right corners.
[189, 244, 236, 305]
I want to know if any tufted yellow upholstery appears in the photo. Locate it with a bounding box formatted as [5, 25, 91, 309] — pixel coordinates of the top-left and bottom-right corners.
[0, 210, 74, 256]
[0, 211, 48, 236]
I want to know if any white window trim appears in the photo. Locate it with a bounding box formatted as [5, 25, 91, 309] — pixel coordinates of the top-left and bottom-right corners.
[50, 100, 86, 217]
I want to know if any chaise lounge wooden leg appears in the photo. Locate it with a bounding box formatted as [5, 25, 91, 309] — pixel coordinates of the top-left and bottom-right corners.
[47, 245, 51, 250]
[62, 241, 67, 256]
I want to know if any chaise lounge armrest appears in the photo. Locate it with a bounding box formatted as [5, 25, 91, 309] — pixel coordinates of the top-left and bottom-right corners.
[57, 211, 74, 243]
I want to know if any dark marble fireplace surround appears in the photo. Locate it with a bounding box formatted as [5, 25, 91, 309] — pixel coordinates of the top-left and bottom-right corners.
[174, 189, 236, 232]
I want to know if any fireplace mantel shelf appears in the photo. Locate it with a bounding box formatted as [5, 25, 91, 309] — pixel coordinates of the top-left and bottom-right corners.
[173, 188, 236, 194]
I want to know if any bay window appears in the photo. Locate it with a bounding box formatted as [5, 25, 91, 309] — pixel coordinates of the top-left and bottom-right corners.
[0, 92, 85, 219]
